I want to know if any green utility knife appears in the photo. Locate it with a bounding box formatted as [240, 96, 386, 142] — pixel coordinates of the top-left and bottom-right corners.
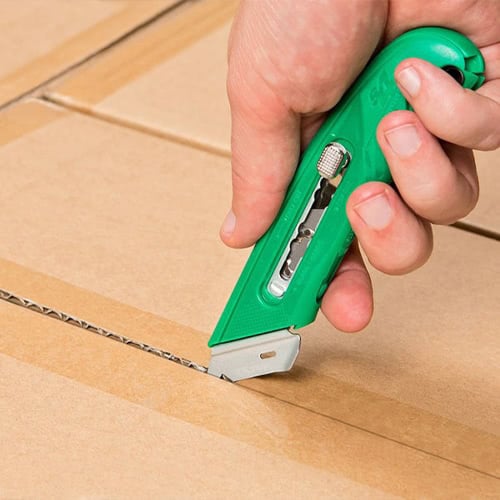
[208, 27, 485, 381]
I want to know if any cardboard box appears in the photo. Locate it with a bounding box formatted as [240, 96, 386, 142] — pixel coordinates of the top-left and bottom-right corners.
[46, 0, 499, 235]
[0, 0, 178, 107]
[46, 0, 235, 155]
[0, 100, 498, 496]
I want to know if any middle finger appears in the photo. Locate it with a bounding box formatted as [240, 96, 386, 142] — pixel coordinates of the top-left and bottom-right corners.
[377, 110, 480, 225]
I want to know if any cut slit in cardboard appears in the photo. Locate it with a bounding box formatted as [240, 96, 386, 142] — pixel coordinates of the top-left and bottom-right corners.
[0, 100, 498, 482]
[1, 277, 499, 498]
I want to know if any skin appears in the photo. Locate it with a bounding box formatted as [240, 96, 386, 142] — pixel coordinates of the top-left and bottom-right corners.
[221, 0, 500, 332]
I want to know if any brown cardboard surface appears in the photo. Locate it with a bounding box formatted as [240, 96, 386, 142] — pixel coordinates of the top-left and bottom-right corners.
[0, 356, 383, 499]
[46, 0, 235, 155]
[0, 100, 499, 477]
[1, 300, 498, 498]
[0, 99, 242, 334]
[0, 0, 178, 106]
[461, 150, 500, 235]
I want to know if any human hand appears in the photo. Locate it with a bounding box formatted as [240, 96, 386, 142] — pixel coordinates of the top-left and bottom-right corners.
[221, 0, 500, 332]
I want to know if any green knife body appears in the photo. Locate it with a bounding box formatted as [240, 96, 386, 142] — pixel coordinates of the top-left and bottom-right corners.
[209, 27, 485, 348]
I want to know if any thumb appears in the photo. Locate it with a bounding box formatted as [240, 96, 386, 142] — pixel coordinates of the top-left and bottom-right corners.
[221, 79, 300, 248]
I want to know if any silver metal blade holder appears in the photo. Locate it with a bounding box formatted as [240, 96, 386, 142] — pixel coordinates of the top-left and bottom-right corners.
[267, 142, 351, 298]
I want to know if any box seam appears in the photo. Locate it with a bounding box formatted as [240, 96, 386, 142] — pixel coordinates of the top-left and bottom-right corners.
[0, 0, 190, 114]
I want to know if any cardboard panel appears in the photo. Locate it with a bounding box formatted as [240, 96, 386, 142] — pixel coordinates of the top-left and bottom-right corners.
[461, 149, 500, 235]
[46, 0, 235, 155]
[0, 357, 380, 499]
[0, 99, 241, 333]
[1, 301, 498, 498]
[0, 100, 498, 476]
[0, 0, 178, 106]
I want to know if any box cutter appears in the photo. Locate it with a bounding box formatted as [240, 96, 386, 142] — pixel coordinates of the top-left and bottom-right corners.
[208, 27, 485, 382]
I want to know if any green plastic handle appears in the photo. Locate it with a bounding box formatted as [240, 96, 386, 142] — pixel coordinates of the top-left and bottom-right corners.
[209, 27, 484, 347]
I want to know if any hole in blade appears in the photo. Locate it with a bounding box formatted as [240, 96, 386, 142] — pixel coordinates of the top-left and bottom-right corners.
[260, 350, 277, 360]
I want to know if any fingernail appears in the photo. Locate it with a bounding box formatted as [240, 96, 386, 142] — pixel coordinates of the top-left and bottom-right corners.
[354, 192, 393, 230]
[385, 124, 421, 158]
[221, 210, 236, 235]
[396, 66, 420, 97]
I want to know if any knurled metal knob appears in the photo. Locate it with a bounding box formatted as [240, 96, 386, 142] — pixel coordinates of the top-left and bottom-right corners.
[316, 142, 350, 179]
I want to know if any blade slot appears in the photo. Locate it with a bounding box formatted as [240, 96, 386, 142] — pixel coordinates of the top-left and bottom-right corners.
[279, 179, 336, 280]
[268, 174, 343, 298]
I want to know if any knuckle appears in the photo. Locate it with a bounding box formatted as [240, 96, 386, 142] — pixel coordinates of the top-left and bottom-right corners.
[478, 129, 500, 151]
[409, 181, 449, 214]
[461, 182, 480, 217]
[372, 234, 433, 276]
[415, 193, 478, 225]
[231, 161, 287, 198]
[227, 68, 287, 125]
[363, 221, 433, 276]
[405, 167, 476, 223]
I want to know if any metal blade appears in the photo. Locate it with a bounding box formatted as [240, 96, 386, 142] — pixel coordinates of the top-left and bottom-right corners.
[208, 329, 300, 381]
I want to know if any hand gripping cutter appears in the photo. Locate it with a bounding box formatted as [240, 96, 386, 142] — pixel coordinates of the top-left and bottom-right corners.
[208, 28, 485, 381]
